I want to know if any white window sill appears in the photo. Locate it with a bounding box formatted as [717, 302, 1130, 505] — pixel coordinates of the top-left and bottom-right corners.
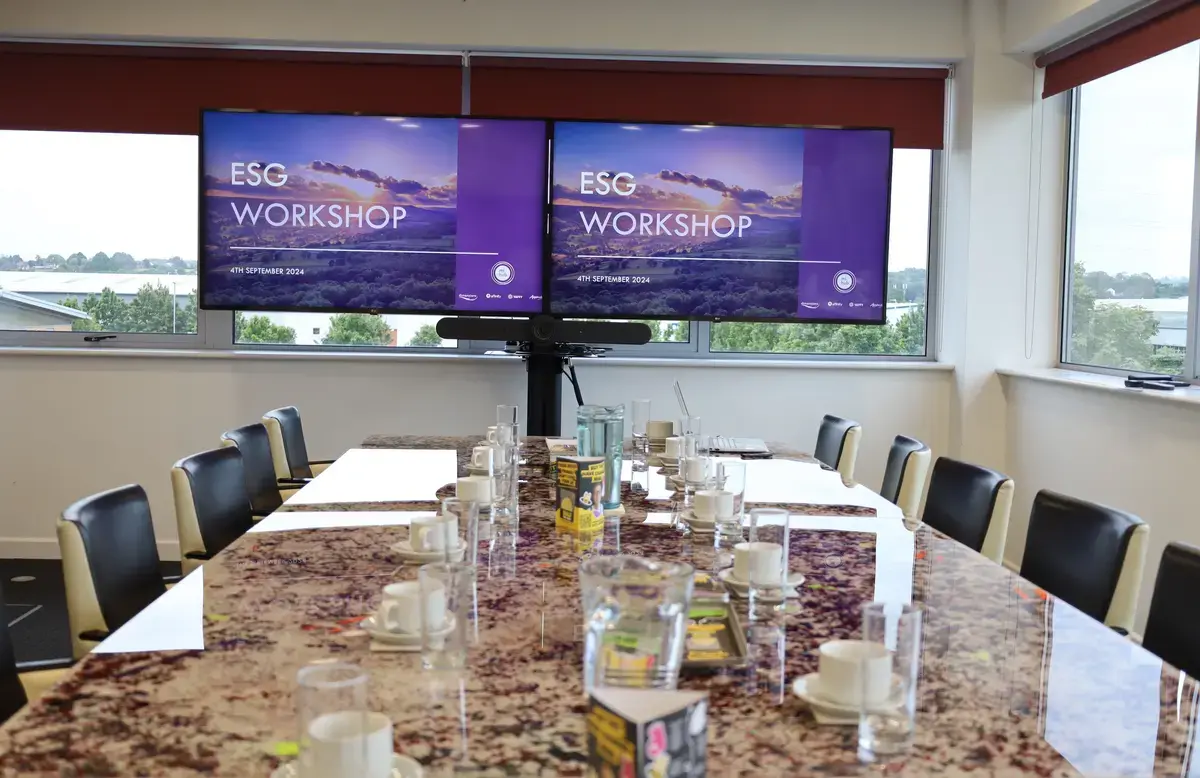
[998, 367, 1200, 408]
[0, 345, 954, 370]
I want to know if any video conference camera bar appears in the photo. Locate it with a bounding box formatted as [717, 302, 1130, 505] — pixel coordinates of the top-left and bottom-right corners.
[435, 315, 652, 436]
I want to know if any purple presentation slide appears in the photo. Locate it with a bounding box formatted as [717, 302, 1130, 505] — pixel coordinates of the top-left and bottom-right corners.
[201, 112, 547, 314]
[548, 122, 892, 322]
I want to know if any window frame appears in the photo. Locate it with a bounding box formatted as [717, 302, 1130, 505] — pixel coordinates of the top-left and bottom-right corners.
[1059, 57, 1200, 379]
[0, 138, 939, 361]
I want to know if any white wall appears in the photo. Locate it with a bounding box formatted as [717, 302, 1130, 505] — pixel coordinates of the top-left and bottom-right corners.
[1003, 0, 1149, 54]
[0, 352, 952, 559]
[0, 0, 965, 61]
[1003, 376, 1200, 631]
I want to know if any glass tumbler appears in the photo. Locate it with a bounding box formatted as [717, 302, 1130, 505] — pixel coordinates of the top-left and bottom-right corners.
[746, 508, 800, 617]
[716, 460, 747, 531]
[420, 562, 477, 671]
[440, 498, 480, 564]
[580, 555, 694, 692]
[858, 602, 924, 760]
[577, 404, 625, 510]
[496, 405, 520, 450]
[630, 399, 651, 472]
[296, 662, 392, 778]
[679, 416, 703, 457]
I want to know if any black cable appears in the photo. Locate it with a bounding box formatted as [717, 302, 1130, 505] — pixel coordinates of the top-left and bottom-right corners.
[567, 362, 584, 406]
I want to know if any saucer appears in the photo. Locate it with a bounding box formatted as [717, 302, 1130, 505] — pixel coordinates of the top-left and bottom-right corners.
[361, 614, 457, 644]
[390, 540, 467, 564]
[717, 568, 805, 598]
[791, 673, 903, 716]
[659, 455, 680, 466]
[272, 754, 423, 778]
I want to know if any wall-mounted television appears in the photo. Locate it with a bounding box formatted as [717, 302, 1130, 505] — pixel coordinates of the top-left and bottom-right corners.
[199, 111, 548, 315]
[547, 121, 892, 323]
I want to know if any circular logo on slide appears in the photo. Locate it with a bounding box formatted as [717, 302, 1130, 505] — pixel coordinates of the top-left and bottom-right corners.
[491, 262, 515, 285]
[833, 270, 857, 293]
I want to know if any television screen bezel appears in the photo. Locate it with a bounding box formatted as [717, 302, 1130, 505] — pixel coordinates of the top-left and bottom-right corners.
[544, 118, 894, 326]
[197, 108, 553, 318]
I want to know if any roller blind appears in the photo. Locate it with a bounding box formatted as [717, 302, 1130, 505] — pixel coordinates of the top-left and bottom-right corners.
[1039, 0, 1200, 98]
[469, 58, 949, 149]
[0, 44, 463, 134]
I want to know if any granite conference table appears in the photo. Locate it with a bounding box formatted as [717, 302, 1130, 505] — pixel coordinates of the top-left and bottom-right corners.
[0, 437, 1194, 777]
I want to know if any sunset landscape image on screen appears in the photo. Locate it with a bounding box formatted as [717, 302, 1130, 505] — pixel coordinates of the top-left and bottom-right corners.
[550, 122, 805, 319]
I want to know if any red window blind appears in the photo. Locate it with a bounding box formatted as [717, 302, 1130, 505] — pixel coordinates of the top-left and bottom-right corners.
[1039, 0, 1200, 98]
[0, 44, 463, 134]
[468, 58, 948, 149]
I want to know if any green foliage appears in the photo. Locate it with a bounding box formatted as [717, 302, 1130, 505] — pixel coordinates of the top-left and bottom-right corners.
[641, 320, 689, 343]
[323, 313, 393, 346]
[235, 311, 297, 344]
[406, 324, 443, 347]
[63, 285, 195, 334]
[1068, 261, 1182, 374]
[711, 306, 926, 355]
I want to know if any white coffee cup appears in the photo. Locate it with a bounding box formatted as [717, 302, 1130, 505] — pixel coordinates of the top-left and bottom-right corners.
[814, 639, 892, 707]
[409, 514, 458, 552]
[456, 475, 492, 504]
[485, 425, 498, 444]
[377, 580, 446, 635]
[682, 456, 711, 484]
[663, 436, 682, 459]
[692, 489, 734, 521]
[646, 420, 674, 439]
[470, 446, 495, 474]
[733, 541, 783, 585]
[305, 710, 394, 778]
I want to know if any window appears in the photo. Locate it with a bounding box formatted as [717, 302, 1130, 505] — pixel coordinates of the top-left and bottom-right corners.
[709, 149, 932, 356]
[234, 312, 456, 348]
[0, 130, 200, 339]
[0, 130, 936, 360]
[1063, 42, 1199, 374]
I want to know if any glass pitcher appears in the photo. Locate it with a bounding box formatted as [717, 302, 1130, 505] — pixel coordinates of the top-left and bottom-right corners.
[576, 404, 624, 510]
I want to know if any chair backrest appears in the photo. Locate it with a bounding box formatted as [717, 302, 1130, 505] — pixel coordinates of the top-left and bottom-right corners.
[1020, 489, 1147, 630]
[0, 581, 27, 724]
[220, 423, 284, 515]
[263, 406, 311, 480]
[922, 457, 1014, 563]
[813, 414, 861, 481]
[58, 485, 166, 658]
[1143, 542, 1200, 678]
[880, 435, 932, 519]
[171, 447, 255, 572]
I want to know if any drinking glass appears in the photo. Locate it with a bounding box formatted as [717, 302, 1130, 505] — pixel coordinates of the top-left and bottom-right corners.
[491, 422, 520, 524]
[716, 460, 747, 532]
[486, 526, 518, 579]
[577, 404, 625, 510]
[630, 399, 651, 472]
[858, 602, 924, 760]
[747, 508, 800, 618]
[496, 405, 520, 450]
[296, 662, 391, 778]
[679, 415, 703, 457]
[420, 562, 477, 671]
[580, 556, 694, 692]
[440, 498, 480, 565]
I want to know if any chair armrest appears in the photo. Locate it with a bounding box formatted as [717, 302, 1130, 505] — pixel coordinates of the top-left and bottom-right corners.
[78, 629, 111, 643]
[19, 668, 69, 701]
[278, 477, 311, 486]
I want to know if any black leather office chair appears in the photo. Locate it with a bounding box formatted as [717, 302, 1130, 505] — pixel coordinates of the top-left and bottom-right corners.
[1138, 543, 1200, 675]
[263, 406, 334, 481]
[1020, 490, 1148, 632]
[921, 457, 1014, 563]
[58, 485, 169, 659]
[879, 435, 932, 520]
[0, 582, 27, 724]
[171, 448, 256, 575]
[813, 414, 861, 481]
[220, 423, 299, 517]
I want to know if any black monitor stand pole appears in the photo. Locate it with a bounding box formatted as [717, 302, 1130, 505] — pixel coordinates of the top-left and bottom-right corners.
[435, 315, 651, 438]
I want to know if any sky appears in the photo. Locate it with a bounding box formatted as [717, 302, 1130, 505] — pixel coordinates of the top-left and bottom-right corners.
[1073, 41, 1200, 279]
[553, 122, 804, 208]
[0, 127, 930, 272]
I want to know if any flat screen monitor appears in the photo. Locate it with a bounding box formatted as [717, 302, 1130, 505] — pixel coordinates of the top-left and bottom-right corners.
[200, 111, 548, 315]
[547, 121, 892, 323]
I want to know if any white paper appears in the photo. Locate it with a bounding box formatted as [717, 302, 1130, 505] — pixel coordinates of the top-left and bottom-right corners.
[250, 511, 434, 533]
[285, 448, 457, 505]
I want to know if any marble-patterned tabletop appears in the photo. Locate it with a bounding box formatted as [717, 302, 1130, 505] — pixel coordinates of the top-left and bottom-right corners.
[0, 436, 1193, 777]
